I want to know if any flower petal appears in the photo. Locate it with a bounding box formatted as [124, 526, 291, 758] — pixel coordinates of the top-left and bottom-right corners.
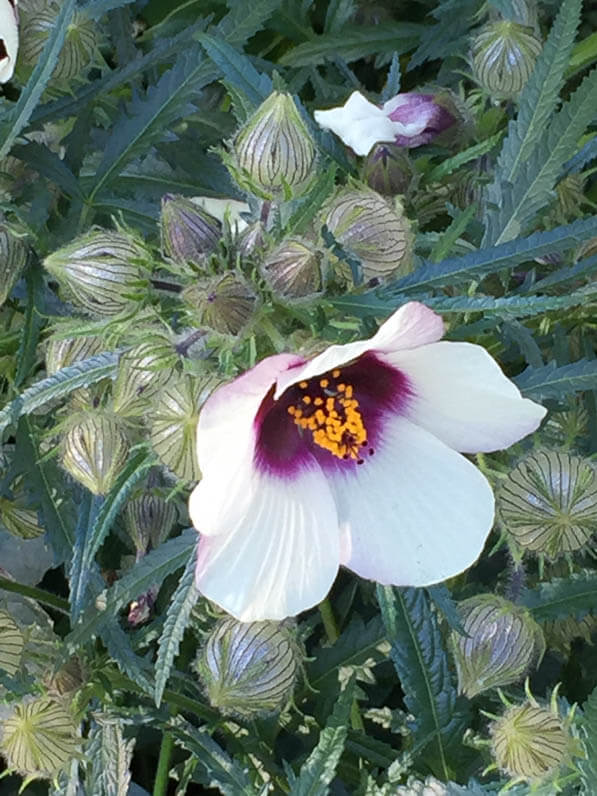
[386, 341, 546, 452]
[195, 466, 340, 621]
[274, 302, 443, 398]
[314, 91, 398, 156]
[332, 414, 495, 586]
[0, 0, 19, 84]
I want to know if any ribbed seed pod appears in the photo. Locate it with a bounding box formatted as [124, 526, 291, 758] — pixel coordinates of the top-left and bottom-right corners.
[45, 657, 85, 698]
[197, 619, 299, 717]
[232, 92, 316, 198]
[19, 5, 99, 82]
[43, 231, 147, 317]
[0, 611, 24, 676]
[183, 273, 257, 336]
[498, 450, 597, 557]
[125, 492, 177, 553]
[451, 595, 544, 698]
[0, 498, 44, 539]
[45, 335, 105, 375]
[323, 189, 413, 280]
[62, 412, 130, 495]
[0, 226, 28, 306]
[112, 341, 177, 417]
[0, 698, 79, 780]
[149, 375, 212, 482]
[471, 21, 542, 100]
[261, 237, 323, 300]
[490, 701, 571, 781]
[160, 194, 222, 265]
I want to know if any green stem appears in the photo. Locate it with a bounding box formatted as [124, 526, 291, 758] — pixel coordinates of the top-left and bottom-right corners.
[0, 576, 70, 614]
[153, 731, 174, 796]
[319, 597, 339, 642]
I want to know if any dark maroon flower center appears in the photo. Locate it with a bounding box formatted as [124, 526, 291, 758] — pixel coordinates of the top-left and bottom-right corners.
[254, 352, 411, 476]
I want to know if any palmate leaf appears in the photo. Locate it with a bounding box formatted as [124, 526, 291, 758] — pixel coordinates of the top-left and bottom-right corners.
[521, 573, 597, 622]
[579, 685, 597, 794]
[0, 0, 76, 159]
[489, 0, 582, 191]
[170, 717, 257, 796]
[64, 531, 197, 653]
[564, 135, 597, 175]
[514, 358, 597, 400]
[486, 67, 597, 245]
[377, 586, 468, 780]
[289, 679, 355, 796]
[154, 549, 198, 708]
[0, 351, 119, 439]
[86, 715, 135, 796]
[279, 23, 422, 67]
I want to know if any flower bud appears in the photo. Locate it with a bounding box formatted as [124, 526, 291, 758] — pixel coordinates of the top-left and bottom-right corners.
[149, 374, 213, 482]
[362, 144, 415, 196]
[45, 656, 85, 698]
[261, 237, 323, 300]
[19, 3, 100, 83]
[160, 194, 222, 265]
[471, 21, 542, 100]
[0, 498, 43, 539]
[0, 225, 28, 306]
[237, 221, 266, 258]
[183, 273, 257, 336]
[497, 450, 597, 558]
[0, 610, 24, 676]
[451, 595, 544, 698]
[43, 230, 148, 317]
[125, 491, 177, 554]
[0, 698, 79, 781]
[231, 92, 316, 198]
[323, 189, 413, 280]
[127, 585, 159, 627]
[197, 619, 299, 717]
[490, 698, 571, 781]
[112, 341, 177, 417]
[543, 614, 597, 656]
[45, 334, 105, 375]
[62, 412, 130, 495]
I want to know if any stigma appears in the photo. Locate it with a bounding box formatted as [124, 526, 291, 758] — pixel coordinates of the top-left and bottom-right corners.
[287, 368, 375, 463]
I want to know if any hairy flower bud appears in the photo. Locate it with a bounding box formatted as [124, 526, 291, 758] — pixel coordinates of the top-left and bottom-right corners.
[231, 92, 316, 198]
[62, 412, 130, 495]
[160, 194, 222, 265]
[471, 21, 542, 100]
[324, 189, 413, 280]
[43, 231, 148, 317]
[451, 595, 544, 698]
[261, 237, 323, 300]
[0, 225, 28, 306]
[498, 450, 597, 558]
[45, 334, 105, 375]
[197, 619, 299, 717]
[363, 144, 415, 196]
[19, 3, 100, 83]
[149, 374, 213, 482]
[0, 698, 79, 781]
[490, 698, 572, 781]
[183, 273, 257, 336]
[0, 610, 24, 676]
[0, 498, 43, 540]
[112, 341, 177, 417]
[125, 491, 177, 554]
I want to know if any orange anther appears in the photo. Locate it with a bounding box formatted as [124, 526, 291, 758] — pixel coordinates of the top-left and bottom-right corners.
[319, 378, 329, 388]
[299, 381, 308, 389]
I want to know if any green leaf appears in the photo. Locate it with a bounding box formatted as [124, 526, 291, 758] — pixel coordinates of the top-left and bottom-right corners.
[289, 679, 355, 796]
[12, 143, 83, 199]
[564, 135, 597, 174]
[101, 622, 155, 695]
[579, 685, 597, 794]
[0, 351, 119, 439]
[429, 204, 478, 263]
[514, 358, 597, 400]
[377, 586, 467, 779]
[286, 164, 337, 236]
[154, 549, 198, 708]
[280, 23, 422, 66]
[486, 67, 597, 245]
[324, 0, 356, 34]
[0, 0, 77, 159]
[521, 573, 597, 622]
[86, 715, 135, 796]
[170, 717, 257, 796]
[425, 133, 503, 183]
[64, 531, 197, 653]
[520, 253, 597, 293]
[490, 0, 582, 188]
[15, 264, 45, 388]
[83, 0, 136, 19]
[197, 33, 273, 111]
